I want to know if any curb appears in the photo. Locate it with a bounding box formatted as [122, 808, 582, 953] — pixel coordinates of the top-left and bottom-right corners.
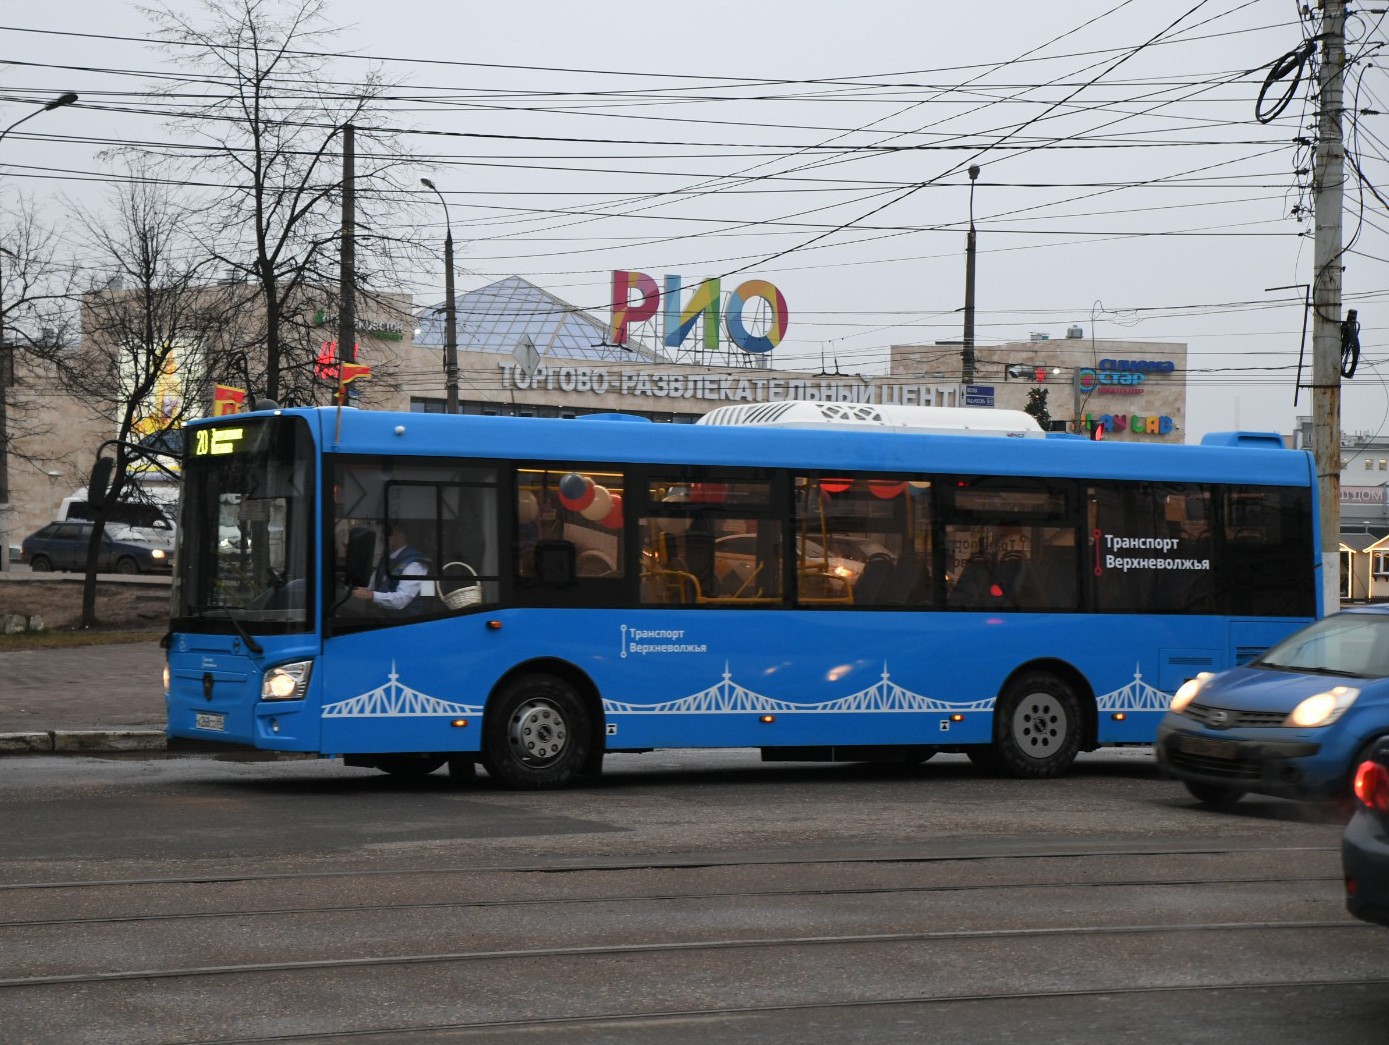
[0, 730, 166, 754]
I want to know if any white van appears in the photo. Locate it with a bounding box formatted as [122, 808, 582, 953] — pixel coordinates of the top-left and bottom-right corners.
[57, 491, 176, 544]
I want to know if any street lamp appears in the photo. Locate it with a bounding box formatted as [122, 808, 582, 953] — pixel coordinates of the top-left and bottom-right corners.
[0, 92, 79, 572]
[420, 178, 459, 414]
[961, 164, 980, 386]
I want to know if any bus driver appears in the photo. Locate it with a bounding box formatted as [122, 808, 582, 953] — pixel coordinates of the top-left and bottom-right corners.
[348, 522, 431, 613]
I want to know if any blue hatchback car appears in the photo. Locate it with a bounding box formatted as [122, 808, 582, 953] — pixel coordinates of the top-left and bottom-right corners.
[1156, 607, 1389, 808]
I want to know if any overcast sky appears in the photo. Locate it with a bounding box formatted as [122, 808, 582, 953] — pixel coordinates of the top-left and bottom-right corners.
[3, 0, 1387, 442]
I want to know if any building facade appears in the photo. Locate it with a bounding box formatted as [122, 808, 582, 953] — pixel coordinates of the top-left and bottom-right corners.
[4, 277, 1195, 560]
[889, 330, 1189, 443]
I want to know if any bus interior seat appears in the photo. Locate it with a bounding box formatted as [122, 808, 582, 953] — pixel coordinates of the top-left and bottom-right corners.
[853, 554, 894, 604]
[878, 555, 927, 606]
[992, 551, 1040, 608]
[948, 554, 994, 608]
[344, 526, 376, 588]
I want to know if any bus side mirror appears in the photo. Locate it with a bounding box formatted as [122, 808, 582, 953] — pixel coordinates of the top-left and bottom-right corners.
[344, 527, 376, 588]
[87, 456, 115, 510]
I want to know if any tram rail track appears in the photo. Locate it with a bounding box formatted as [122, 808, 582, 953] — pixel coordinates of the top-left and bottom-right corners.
[0, 840, 1342, 892]
[0, 871, 1344, 930]
[0, 917, 1373, 990]
[198, 976, 1389, 1044]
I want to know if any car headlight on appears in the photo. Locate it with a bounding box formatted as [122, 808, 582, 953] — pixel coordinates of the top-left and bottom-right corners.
[1285, 686, 1359, 728]
[150, 548, 166, 560]
[262, 660, 313, 701]
[1170, 672, 1213, 714]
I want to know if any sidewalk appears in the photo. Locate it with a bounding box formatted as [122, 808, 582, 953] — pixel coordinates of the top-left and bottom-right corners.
[0, 640, 167, 754]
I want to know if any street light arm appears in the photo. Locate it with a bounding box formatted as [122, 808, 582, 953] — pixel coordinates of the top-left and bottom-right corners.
[419, 177, 459, 414]
[0, 92, 78, 145]
[420, 177, 452, 236]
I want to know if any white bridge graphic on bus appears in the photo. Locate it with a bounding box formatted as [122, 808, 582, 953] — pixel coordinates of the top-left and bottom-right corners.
[1096, 665, 1172, 712]
[603, 664, 994, 715]
[603, 663, 1172, 716]
[321, 662, 1172, 721]
[322, 663, 483, 719]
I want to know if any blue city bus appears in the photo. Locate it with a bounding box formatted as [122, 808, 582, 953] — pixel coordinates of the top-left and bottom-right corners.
[164, 403, 1320, 787]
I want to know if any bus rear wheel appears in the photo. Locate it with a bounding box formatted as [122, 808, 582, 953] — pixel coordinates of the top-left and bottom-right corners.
[989, 672, 1082, 779]
[483, 674, 592, 790]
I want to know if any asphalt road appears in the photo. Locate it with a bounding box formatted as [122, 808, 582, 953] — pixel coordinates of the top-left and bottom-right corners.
[1, 748, 1386, 1044]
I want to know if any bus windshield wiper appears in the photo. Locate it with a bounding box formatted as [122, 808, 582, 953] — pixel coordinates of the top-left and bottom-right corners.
[189, 605, 264, 656]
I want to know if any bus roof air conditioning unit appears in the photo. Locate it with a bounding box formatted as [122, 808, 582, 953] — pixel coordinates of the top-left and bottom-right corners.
[696, 402, 1045, 438]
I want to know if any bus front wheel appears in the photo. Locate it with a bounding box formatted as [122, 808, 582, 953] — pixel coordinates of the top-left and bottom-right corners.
[483, 674, 592, 790]
[989, 673, 1082, 779]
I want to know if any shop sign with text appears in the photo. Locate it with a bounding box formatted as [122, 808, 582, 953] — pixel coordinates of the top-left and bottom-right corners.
[499, 362, 954, 407]
[610, 271, 790, 355]
[1082, 412, 1175, 437]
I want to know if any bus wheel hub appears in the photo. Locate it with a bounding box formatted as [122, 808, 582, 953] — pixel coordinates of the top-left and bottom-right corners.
[511, 700, 568, 763]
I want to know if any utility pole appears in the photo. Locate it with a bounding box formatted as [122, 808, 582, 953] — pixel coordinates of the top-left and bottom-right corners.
[1311, 1, 1346, 613]
[962, 165, 980, 386]
[337, 123, 356, 397]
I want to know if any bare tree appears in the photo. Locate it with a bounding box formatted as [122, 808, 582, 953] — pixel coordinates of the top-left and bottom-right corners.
[60, 174, 225, 626]
[141, 0, 423, 406]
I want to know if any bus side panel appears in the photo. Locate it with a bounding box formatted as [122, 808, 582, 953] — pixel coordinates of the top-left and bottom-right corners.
[312, 610, 1303, 756]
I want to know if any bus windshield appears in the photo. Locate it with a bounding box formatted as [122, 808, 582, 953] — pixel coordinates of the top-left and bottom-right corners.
[173, 416, 315, 632]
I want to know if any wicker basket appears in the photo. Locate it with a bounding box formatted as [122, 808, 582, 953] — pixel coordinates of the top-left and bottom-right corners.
[439, 561, 482, 610]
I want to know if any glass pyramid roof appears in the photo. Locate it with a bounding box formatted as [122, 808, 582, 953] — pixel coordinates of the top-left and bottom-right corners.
[415, 275, 668, 364]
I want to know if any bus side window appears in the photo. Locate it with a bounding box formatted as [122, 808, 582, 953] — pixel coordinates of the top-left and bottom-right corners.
[641, 475, 782, 605]
[509, 466, 625, 608]
[331, 460, 500, 630]
[793, 475, 933, 609]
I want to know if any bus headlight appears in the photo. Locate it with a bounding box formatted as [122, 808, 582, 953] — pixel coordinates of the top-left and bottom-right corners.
[1286, 686, 1359, 728]
[262, 660, 313, 701]
[1169, 672, 1213, 714]
[150, 548, 166, 560]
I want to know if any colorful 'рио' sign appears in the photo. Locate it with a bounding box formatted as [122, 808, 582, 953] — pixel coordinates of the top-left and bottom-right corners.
[610, 271, 790, 354]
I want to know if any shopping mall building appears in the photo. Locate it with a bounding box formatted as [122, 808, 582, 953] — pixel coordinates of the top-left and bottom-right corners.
[406, 276, 1189, 440]
[2, 274, 1189, 555]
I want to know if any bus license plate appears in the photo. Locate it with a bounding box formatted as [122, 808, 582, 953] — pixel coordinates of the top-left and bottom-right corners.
[1177, 735, 1238, 760]
[195, 712, 225, 732]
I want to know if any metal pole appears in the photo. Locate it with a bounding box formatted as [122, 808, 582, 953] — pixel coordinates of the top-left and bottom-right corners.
[1311, 1, 1346, 614]
[0, 92, 77, 572]
[338, 123, 356, 392]
[421, 179, 458, 413]
[962, 165, 980, 386]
